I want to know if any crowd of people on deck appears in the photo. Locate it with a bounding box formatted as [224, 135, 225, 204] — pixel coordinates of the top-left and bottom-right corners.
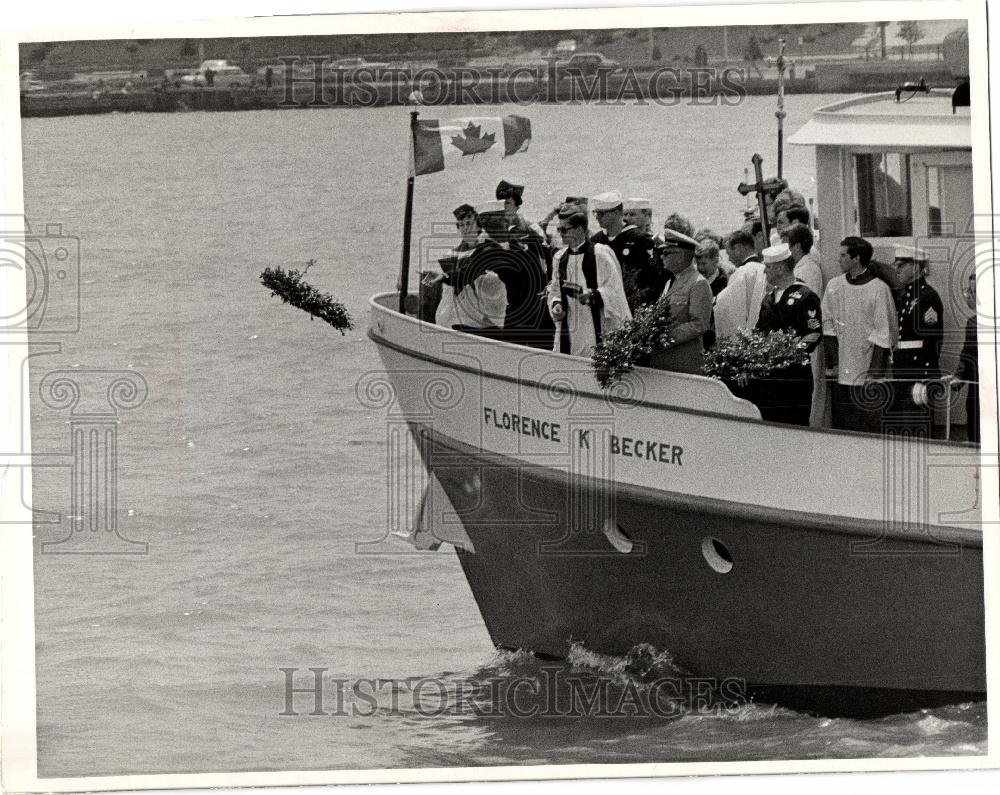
[418, 180, 980, 442]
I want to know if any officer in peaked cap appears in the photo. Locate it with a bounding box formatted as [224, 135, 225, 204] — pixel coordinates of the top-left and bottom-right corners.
[753, 243, 823, 426]
[888, 243, 944, 437]
[649, 227, 713, 375]
[590, 191, 659, 312]
[655, 227, 699, 250]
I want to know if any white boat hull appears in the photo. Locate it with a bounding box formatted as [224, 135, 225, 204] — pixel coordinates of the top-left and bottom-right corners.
[367, 293, 985, 715]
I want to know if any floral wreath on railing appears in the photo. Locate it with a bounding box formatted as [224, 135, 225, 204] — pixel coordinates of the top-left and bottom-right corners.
[593, 312, 811, 389]
[702, 328, 810, 384]
[591, 295, 673, 389]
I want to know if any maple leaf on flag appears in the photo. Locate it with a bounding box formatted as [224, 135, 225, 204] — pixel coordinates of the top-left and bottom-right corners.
[450, 121, 496, 157]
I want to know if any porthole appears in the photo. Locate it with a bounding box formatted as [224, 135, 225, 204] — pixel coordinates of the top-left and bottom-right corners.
[701, 536, 733, 574]
[603, 521, 634, 554]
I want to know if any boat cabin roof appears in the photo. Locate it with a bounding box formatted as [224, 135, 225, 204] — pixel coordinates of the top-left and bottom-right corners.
[789, 90, 970, 149]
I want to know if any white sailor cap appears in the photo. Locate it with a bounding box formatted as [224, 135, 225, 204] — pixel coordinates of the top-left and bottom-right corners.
[475, 200, 506, 216]
[655, 227, 699, 250]
[893, 244, 928, 262]
[762, 243, 793, 264]
[623, 197, 651, 211]
[591, 191, 624, 212]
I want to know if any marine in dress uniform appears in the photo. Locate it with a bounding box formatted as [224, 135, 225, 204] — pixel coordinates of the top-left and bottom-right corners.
[589, 191, 661, 311]
[754, 244, 823, 426]
[888, 245, 944, 437]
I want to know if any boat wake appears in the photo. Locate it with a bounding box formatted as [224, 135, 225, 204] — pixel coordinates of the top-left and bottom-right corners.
[461, 642, 780, 724]
[391, 645, 984, 767]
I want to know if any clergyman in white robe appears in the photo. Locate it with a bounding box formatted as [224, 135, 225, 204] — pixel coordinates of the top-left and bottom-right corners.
[547, 242, 632, 357]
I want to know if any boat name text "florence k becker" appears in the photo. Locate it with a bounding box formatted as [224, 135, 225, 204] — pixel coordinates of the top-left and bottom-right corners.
[482, 406, 683, 465]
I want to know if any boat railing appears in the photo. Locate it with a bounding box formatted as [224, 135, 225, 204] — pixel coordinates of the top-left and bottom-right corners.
[373, 294, 979, 443]
[855, 375, 977, 441]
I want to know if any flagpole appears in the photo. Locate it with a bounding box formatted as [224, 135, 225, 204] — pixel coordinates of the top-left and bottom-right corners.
[398, 110, 419, 314]
[775, 37, 787, 180]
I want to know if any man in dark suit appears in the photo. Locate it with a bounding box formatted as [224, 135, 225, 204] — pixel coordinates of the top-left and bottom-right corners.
[944, 272, 980, 443]
[694, 238, 727, 350]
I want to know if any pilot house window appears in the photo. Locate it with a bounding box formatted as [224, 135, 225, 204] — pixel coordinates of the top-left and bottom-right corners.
[855, 153, 912, 237]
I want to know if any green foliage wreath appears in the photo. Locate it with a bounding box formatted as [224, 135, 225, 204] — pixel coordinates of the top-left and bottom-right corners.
[260, 261, 353, 334]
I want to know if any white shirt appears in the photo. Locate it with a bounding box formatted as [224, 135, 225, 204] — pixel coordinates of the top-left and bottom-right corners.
[547, 242, 632, 356]
[793, 251, 824, 298]
[714, 259, 767, 339]
[820, 273, 897, 385]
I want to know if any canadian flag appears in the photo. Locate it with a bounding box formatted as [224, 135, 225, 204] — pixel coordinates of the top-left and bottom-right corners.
[411, 115, 532, 176]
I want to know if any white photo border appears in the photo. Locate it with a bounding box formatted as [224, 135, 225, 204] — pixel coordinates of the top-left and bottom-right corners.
[1, 1, 997, 792]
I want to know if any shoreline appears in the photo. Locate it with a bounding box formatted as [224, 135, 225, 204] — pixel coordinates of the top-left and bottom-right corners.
[20, 66, 956, 118]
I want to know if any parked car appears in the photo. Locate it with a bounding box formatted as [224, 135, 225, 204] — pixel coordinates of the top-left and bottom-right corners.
[558, 52, 621, 77]
[327, 57, 391, 79]
[331, 57, 365, 70]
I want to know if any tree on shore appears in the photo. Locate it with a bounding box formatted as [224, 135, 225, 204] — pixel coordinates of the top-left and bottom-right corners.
[875, 21, 888, 60]
[25, 42, 56, 65]
[462, 35, 477, 61]
[743, 35, 764, 78]
[898, 21, 925, 59]
[124, 40, 140, 73]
